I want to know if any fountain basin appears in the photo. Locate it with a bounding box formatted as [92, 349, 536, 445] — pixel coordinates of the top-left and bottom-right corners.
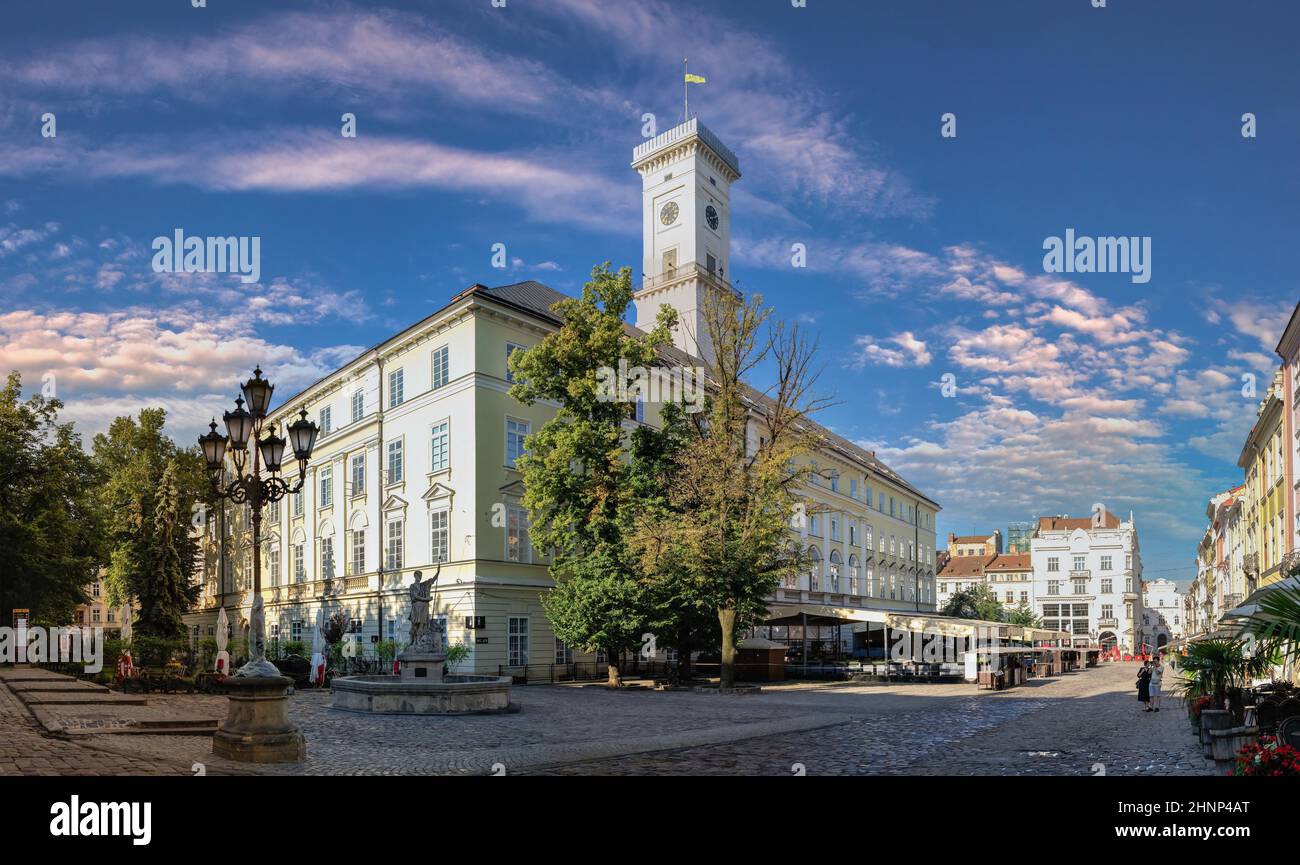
[330, 674, 514, 715]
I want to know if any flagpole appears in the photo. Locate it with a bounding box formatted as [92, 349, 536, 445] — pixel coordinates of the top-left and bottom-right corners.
[684, 58, 689, 123]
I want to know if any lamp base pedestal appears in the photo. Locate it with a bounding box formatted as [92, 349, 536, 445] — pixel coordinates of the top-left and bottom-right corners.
[212, 675, 305, 764]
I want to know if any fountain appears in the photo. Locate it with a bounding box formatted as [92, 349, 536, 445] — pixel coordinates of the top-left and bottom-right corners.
[330, 567, 513, 715]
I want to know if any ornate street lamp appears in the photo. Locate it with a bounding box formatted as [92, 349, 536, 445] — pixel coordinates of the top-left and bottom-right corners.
[201, 368, 317, 764]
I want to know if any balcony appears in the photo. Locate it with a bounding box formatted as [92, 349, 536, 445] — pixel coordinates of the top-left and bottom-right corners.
[1069, 570, 1091, 578]
[637, 262, 740, 299]
[1098, 618, 1119, 629]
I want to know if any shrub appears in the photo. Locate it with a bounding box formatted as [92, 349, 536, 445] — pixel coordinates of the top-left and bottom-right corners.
[281, 640, 308, 658]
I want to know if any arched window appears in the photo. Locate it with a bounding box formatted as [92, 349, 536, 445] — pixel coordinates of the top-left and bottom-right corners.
[807, 546, 822, 591]
[829, 549, 843, 592]
[848, 553, 860, 595]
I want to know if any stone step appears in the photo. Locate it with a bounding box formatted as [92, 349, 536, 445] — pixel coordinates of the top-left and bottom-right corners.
[134, 718, 219, 730]
[12, 682, 111, 694]
[20, 694, 148, 706]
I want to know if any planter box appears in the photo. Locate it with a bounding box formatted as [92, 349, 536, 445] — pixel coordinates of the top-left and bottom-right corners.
[1200, 710, 1232, 757]
[1210, 726, 1259, 772]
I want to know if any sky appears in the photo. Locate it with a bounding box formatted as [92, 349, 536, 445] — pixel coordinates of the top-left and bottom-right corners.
[1, 0, 1298, 588]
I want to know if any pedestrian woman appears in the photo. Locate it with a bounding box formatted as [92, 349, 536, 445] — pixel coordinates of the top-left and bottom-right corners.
[1148, 660, 1163, 712]
[1137, 661, 1152, 711]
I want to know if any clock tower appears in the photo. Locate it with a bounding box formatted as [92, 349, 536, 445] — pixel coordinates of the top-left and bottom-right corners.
[631, 118, 741, 363]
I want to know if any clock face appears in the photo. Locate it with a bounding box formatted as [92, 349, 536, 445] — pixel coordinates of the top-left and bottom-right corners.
[660, 202, 679, 226]
[705, 205, 720, 231]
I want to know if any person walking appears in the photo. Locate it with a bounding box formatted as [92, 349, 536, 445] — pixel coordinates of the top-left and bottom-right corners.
[1137, 661, 1152, 711]
[1149, 659, 1164, 712]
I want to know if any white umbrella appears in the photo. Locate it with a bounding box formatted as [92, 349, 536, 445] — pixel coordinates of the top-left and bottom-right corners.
[120, 603, 132, 643]
[215, 607, 231, 674]
[310, 609, 326, 686]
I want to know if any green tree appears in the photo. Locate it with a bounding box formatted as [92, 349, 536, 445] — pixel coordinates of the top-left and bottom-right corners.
[941, 584, 1005, 622]
[0, 372, 104, 623]
[92, 409, 203, 639]
[508, 263, 679, 685]
[630, 292, 826, 688]
[1006, 603, 1041, 627]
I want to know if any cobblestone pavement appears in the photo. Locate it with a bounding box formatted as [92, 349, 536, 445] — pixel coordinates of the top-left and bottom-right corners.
[2, 662, 1215, 776]
[534, 662, 1216, 776]
[0, 674, 194, 776]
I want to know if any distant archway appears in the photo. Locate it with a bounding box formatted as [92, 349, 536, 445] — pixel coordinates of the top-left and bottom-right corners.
[1099, 631, 1118, 653]
[1157, 634, 1169, 649]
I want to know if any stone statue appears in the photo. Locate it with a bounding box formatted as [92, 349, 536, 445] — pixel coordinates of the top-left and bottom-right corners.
[408, 565, 441, 653]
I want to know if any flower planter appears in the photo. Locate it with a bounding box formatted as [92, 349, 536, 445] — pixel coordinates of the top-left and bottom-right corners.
[1210, 726, 1258, 772]
[1200, 709, 1232, 757]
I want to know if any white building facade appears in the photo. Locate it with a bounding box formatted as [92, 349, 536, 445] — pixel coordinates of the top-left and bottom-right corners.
[185, 117, 940, 675]
[1029, 511, 1145, 653]
[1141, 577, 1184, 649]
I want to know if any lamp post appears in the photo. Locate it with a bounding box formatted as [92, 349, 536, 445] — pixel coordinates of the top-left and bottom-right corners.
[200, 367, 318, 763]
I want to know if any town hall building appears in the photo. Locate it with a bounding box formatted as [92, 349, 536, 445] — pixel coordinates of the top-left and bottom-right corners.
[184, 118, 942, 677]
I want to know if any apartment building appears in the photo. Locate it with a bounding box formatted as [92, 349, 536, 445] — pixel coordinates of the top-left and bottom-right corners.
[1030, 510, 1144, 652]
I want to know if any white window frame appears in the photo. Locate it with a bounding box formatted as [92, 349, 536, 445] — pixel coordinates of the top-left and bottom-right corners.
[506, 503, 532, 563]
[430, 508, 449, 564]
[351, 389, 364, 423]
[506, 417, 530, 469]
[508, 616, 529, 667]
[350, 453, 365, 497]
[431, 345, 450, 391]
[385, 519, 404, 571]
[387, 438, 404, 485]
[388, 368, 404, 408]
[319, 466, 333, 508]
[430, 420, 450, 472]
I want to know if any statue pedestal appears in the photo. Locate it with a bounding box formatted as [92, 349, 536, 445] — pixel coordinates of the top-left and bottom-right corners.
[212, 675, 305, 764]
[398, 651, 447, 684]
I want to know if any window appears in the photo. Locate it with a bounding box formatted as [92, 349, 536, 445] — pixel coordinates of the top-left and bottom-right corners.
[849, 478, 859, 499]
[293, 544, 305, 582]
[505, 343, 524, 384]
[849, 523, 856, 546]
[506, 418, 530, 469]
[1020, 591, 1028, 604]
[1048, 580, 1060, 596]
[1102, 604, 1113, 619]
[1047, 556, 1060, 572]
[1006, 592, 1014, 604]
[634, 398, 645, 424]
[830, 518, 840, 542]
[1100, 555, 1113, 571]
[319, 466, 333, 508]
[320, 537, 335, 580]
[291, 621, 303, 642]
[386, 519, 404, 570]
[387, 439, 404, 484]
[92, 583, 101, 598]
[555, 639, 574, 665]
[431, 345, 450, 390]
[506, 504, 531, 563]
[1101, 578, 1113, 594]
[350, 454, 365, 497]
[351, 389, 364, 423]
[829, 471, 839, 493]
[865, 526, 873, 550]
[430, 509, 449, 564]
[388, 368, 404, 408]
[268, 547, 280, 587]
[292, 489, 303, 518]
[808, 514, 820, 537]
[92, 609, 101, 622]
[1073, 578, 1087, 595]
[319, 406, 332, 436]
[508, 617, 529, 666]
[1072, 555, 1086, 572]
[430, 422, 449, 472]
[349, 530, 365, 575]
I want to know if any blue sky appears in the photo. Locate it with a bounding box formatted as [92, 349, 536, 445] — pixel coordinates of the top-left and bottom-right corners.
[2, 0, 1298, 586]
